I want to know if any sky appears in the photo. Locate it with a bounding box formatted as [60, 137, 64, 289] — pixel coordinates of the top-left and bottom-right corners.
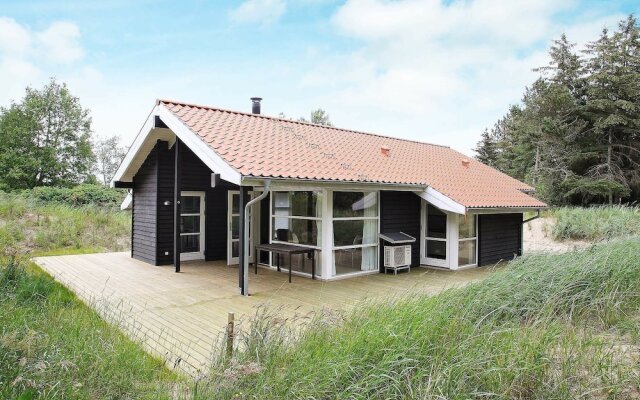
[0, 0, 637, 155]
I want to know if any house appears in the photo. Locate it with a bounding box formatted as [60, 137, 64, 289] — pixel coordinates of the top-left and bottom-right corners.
[112, 98, 547, 295]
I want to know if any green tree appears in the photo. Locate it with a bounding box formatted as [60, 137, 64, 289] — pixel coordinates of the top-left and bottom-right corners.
[475, 14, 640, 205]
[279, 108, 333, 126]
[581, 17, 640, 204]
[473, 129, 498, 167]
[0, 79, 95, 190]
[94, 135, 127, 185]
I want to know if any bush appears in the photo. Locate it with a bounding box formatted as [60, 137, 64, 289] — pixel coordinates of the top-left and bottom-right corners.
[29, 184, 125, 207]
[552, 205, 640, 240]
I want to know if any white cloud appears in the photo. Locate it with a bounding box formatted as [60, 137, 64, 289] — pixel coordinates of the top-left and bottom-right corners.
[0, 17, 86, 105]
[0, 16, 31, 55]
[36, 21, 84, 63]
[298, 0, 625, 154]
[229, 0, 286, 24]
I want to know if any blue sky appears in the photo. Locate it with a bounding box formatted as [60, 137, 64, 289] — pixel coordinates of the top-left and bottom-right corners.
[0, 0, 637, 155]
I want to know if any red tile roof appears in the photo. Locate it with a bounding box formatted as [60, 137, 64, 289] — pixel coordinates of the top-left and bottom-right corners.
[159, 99, 547, 209]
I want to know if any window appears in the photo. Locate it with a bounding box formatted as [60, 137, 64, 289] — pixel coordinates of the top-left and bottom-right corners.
[270, 191, 322, 275]
[332, 191, 378, 276]
[272, 191, 322, 247]
[425, 204, 447, 261]
[458, 215, 477, 266]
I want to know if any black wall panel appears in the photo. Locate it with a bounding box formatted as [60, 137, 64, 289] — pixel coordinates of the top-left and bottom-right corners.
[478, 213, 523, 266]
[379, 191, 421, 270]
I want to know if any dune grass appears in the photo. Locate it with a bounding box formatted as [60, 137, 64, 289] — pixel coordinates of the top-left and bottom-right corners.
[0, 195, 180, 399]
[198, 238, 640, 399]
[0, 256, 183, 399]
[551, 205, 640, 241]
[2, 192, 639, 398]
[0, 192, 130, 254]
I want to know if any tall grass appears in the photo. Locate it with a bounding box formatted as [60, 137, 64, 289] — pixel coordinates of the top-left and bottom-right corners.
[0, 192, 130, 254]
[0, 194, 173, 398]
[551, 205, 640, 241]
[0, 257, 182, 399]
[199, 238, 640, 399]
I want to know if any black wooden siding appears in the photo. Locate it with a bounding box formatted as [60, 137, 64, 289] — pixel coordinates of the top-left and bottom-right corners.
[132, 145, 158, 264]
[478, 213, 523, 266]
[131, 139, 237, 266]
[156, 141, 175, 265]
[379, 191, 421, 271]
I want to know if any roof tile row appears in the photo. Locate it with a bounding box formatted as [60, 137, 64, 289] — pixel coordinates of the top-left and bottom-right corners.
[160, 100, 547, 209]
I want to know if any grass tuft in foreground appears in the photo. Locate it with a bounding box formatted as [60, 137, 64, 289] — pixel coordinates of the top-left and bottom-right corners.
[198, 238, 640, 399]
[0, 256, 182, 399]
[551, 205, 640, 241]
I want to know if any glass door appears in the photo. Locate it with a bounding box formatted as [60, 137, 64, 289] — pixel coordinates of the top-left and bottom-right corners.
[227, 191, 254, 265]
[423, 204, 449, 268]
[180, 192, 205, 261]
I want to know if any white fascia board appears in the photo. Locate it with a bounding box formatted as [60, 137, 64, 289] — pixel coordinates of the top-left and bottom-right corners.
[120, 192, 132, 210]
[242, 177, 424, 192]
[416, 187, 466, 215]
[111, 104, 242, 186]
[111, 105, 158, 185]
[155, 106, 242, 185]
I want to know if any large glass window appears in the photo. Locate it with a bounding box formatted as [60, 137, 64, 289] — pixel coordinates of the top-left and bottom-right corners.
[458, 215, 477, 266]
[332, 191, 379, 276]
[270, 191, 322, 275]
[272, 191, 322, 247]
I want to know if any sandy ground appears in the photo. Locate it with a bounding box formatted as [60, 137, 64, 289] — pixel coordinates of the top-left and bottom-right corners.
[523, 217, 591, 254]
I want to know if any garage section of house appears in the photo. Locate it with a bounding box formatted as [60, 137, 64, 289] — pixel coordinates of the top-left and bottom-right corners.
[112, 98, 547, 296]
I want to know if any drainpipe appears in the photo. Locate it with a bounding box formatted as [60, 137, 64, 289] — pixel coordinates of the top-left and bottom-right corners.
[241, 179, 271, 296]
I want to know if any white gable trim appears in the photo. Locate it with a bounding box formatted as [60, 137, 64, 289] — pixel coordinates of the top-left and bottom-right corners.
[415, 187, 466, 215]
[111, 104, 242, 186]
[112, 105, 159, 185]
[155, 105, 241, 185]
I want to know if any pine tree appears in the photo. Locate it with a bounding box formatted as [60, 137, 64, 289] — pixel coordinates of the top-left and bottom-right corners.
[581, 17, 640, 204]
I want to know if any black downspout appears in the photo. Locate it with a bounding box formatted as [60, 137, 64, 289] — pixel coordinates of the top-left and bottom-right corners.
[173, 139, 182, 273]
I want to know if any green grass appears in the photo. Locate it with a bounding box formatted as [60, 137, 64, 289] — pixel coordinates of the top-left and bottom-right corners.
[0, 192, 130, 255]
[551, 205, 640, 241]
[3, 192, 640, 398]
[197, 238, 640, 399]
[0, 194, 183, 399]
[0, 256, 184, 399]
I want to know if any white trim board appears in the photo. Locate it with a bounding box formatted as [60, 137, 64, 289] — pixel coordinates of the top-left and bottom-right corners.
[415, 187, 466, 215]
[111, 104, 242, 186]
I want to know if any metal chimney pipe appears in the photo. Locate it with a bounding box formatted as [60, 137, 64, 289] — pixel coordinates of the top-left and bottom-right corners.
[250, 97, 262, 114]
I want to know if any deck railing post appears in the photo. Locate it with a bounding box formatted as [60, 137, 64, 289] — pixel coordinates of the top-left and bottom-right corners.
[226, 311, 235, 359]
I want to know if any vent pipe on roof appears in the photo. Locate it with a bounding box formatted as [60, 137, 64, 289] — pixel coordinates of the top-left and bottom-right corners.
[250, 97, 262, 114]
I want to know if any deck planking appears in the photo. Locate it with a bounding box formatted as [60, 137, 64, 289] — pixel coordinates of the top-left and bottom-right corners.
[33, 252, 492, 376]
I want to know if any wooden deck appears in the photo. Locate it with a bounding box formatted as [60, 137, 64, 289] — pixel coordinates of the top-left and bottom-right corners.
[33, 252, 493, 376]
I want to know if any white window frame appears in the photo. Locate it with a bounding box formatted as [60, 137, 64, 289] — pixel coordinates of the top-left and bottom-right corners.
[264, 190, 324, 279]
[269, 190, 323, 250]
[457, 214, 478, 269]
[420, 201, 455, 268]
[331, 190, 380, 278]
[227, 191, 257, 265]
[180, 191, 205, 262]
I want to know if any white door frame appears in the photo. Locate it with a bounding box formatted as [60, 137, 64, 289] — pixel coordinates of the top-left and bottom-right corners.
[420, 200, 457, 268]
[180, 191, 205, 261]
[227, 191, 256, 265]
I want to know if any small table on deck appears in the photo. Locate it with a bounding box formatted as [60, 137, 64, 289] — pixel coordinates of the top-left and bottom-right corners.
[254, 243, 316, 282]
